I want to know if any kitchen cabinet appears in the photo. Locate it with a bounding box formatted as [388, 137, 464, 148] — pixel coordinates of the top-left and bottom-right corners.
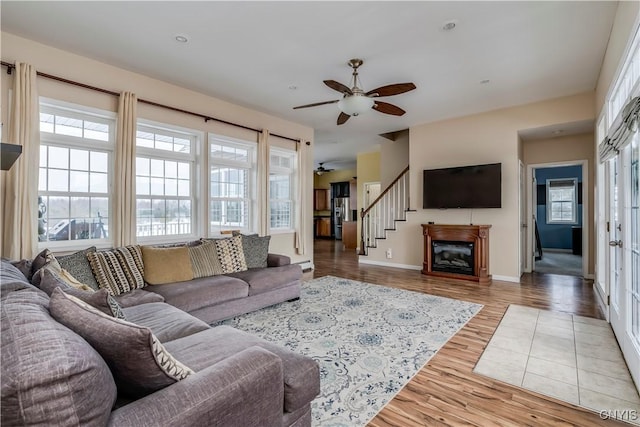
[349, 179, 357, 212]
[331, 181, 350, 198]
[342, 221, 357, 250]
[314, 189, 329, 211]
[315, 218, 331, 237]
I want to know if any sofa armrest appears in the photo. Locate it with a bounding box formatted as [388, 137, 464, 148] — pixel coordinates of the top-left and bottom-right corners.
[108, 346, 284, 427]
[267, 253, 291, 267]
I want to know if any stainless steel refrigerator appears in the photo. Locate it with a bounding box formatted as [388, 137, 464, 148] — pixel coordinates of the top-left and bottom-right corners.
[333, 197, 350, 240]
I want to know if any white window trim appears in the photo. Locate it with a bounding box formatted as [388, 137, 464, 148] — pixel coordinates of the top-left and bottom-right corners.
[269, 146, 297, 234]
[38, 99, 116, 252]
[546, 178, 578, 224]
[208, 134, 258, 235]
[135, 120, 202, 244]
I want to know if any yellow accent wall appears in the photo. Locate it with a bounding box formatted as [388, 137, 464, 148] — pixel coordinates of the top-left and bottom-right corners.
[356, 151, 381, 249]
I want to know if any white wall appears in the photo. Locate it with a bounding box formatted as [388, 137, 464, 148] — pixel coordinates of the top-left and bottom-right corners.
[365, 92, 595, 281]
[1, 32, 315, 263]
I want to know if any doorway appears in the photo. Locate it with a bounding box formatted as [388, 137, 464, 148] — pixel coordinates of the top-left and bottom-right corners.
[527, 161, 588, 278]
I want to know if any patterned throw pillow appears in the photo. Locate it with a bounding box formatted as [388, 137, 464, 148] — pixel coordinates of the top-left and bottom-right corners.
[233, 233, 271, 269]
[37, 264, 94, 293]
[188, 241, 224, 278]
[49, 289, 193, 398]
[57, 247, 100, 290]
[214, 235, 248, 274]
[87, 246, 145, 295]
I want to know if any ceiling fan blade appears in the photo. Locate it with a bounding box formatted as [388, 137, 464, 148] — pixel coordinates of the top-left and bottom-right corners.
[366, 82, 416, 97]
[337, 112, 350, 125]
[293, 100, 339, 109]
[373, 101, 406, 116]
[324, 80, 353, 95]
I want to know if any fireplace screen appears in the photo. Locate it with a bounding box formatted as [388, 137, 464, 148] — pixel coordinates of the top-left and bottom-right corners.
[431, 240, 474, 276]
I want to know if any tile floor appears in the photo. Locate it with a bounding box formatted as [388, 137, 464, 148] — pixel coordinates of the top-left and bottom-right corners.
[474, 304, 640, 425]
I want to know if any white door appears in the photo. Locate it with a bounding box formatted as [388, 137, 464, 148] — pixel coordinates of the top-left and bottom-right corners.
[609, 156, 624, 342]
[520, 161, 527, 275]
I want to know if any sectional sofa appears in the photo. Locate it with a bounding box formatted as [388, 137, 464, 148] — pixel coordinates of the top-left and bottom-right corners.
[0, 237, 320, 426]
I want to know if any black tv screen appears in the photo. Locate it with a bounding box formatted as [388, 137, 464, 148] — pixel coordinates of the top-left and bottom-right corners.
[423, 163, 502, 209]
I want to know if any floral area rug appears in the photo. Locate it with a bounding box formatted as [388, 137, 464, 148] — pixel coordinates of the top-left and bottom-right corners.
[218, 275, 483, 426]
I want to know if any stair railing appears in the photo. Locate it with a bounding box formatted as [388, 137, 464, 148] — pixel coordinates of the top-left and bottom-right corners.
[359, 166, 410, 255]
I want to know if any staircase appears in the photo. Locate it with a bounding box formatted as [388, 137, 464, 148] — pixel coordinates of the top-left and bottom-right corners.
[359, 166, 414, 255]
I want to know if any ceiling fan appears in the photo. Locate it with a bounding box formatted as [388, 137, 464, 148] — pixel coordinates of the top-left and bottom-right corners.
[293, 58, 416, 125]
[315, 162, 334, 176]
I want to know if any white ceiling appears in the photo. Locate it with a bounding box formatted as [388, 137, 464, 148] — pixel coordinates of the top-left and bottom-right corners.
[1, 1, 617, 170]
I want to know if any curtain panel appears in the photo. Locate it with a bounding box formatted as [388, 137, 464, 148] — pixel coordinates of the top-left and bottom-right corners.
[113, 91, 137, 247]
[2, 62, 40, 259]
[295, 141, 308, 255]
[258, 130, 270, 236]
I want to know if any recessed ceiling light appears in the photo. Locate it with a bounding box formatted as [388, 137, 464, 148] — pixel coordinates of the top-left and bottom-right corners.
[288, 85, 298, 90]
[175, 34, 189, 43]
[442, 20, 458, 31]
[552, 129, 564, 135]
[480, 79, 490, 84]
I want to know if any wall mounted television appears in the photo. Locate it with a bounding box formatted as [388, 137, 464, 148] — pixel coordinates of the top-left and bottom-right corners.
[423, 163, 502, 209]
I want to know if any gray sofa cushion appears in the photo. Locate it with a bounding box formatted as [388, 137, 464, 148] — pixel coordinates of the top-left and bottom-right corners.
[147, 275, 249, 313]
[228, 264, 302, 296]
[165, 325, 320, 413]
[123, 302, 210, 342]
[9, 258, 32, 280]
[1, 284, 116, 426]
[57, 246, 100, 290]
[49, 289, 194, 398]
[114, 288, 165, 307]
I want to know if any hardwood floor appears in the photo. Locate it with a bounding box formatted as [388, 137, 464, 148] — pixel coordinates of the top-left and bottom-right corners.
[308, 239, 626, 426]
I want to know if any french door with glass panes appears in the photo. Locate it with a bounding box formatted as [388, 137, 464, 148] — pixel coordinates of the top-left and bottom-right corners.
[608, 132, 640, 388]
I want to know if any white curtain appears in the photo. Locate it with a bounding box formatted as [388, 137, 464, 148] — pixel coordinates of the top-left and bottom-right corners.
[258, 130, 270, 236]
[2, 62, 40, 259]
[295, 140, 309, 255]
[113, 92, 137, 247]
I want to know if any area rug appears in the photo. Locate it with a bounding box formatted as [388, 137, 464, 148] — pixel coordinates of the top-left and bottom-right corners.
[217, 275, 483, 426]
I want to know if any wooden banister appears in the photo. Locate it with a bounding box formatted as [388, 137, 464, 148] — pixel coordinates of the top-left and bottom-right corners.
[361, 165, 409, 218]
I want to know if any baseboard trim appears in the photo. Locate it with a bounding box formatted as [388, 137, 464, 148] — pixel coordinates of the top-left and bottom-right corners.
[492, 275, 521, 283]
[584, 273, 594, 280]
[297, 261, 314, 271]
[358, 258, 422, 270]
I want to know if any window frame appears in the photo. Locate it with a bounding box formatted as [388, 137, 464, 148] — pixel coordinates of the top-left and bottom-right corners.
[37, 100, 116, 251]
[208, 134, 257, 235]
[269, 146, 297, 233]
[546, 178, 578, 224]
[135, 120, 201, 244]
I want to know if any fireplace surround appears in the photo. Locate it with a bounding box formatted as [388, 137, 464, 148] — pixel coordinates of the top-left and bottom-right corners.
[421, 224, 491, 284]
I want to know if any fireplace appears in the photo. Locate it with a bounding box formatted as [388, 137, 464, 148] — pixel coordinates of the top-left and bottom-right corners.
[421, 224, 491, 284]
[432, 240, 474, 276]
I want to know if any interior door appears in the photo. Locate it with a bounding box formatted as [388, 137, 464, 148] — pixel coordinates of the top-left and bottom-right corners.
[520, 161, 527, 275]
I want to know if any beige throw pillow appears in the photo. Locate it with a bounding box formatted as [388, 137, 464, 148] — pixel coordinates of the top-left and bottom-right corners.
[141, 246, 194, 285]
[188, 241, 224, 278]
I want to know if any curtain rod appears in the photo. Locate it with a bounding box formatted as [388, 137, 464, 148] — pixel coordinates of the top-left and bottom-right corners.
[1, 61, 307, 144]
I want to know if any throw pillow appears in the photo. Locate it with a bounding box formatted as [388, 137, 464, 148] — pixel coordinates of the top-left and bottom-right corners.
[87, 246, 145, 295]
[214, 235, 248, 274]
[141, 246, 194, 285]
[49, 288, 193, 398]
[57, 246, 100, 290]
[38, 267, 125, 318]
[233, 232, 271, 269]
[37, 264, 93, 292]
[10, 259, 33, 280]
[188, 241, 224, 278]
[30, 249, 62, 287]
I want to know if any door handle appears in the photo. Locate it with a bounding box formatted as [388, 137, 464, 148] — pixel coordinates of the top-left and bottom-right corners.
[609, 240, 623, 247]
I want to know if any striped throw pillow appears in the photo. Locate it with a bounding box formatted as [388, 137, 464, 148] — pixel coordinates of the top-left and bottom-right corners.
[188, 241, 224, 278]
[88, 246, 145, 295]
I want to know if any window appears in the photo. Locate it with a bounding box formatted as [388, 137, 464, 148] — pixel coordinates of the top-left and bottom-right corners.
[38, 103, 114, 246]
[209, 136, 256, 233]
[546, 178, 577, 224]
[135, 123, 198, 239]
[269, 148, 296, 231]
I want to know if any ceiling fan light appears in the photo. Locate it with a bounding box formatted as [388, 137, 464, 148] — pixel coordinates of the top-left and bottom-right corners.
[338, 94, 374, 116]
[316, 170, 324, 176]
